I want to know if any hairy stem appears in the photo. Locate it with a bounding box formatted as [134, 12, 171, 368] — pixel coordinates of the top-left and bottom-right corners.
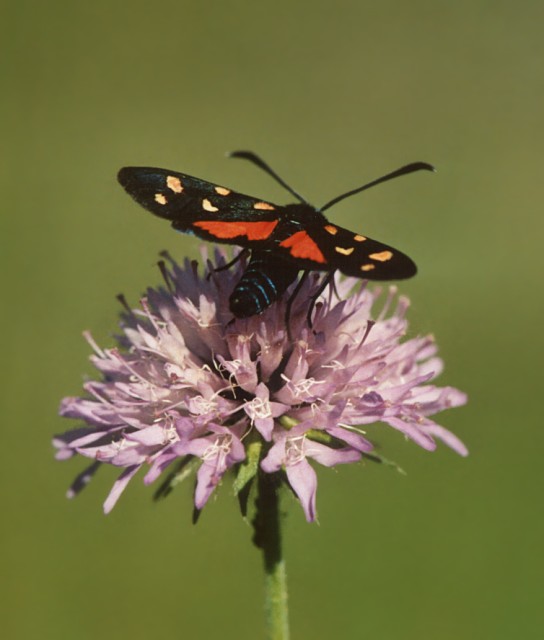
[253, 473, 289, 640]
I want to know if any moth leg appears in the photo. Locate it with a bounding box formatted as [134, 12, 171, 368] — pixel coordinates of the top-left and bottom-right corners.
[329, 273, 340, 301]
[206, 248, 250, 279]
[285, 271, 309, 341]
[307, 271, 335, 328]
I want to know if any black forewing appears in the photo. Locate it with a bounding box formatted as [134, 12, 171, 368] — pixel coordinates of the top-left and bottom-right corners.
[117, 167, 282, 247]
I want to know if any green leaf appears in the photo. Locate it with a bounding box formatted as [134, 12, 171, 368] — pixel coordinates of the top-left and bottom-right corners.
[361, 451, 406, 475]
[153, 456, 200, 500]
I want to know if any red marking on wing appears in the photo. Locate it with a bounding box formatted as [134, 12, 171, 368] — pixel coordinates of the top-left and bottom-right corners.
[279, 231, 326, 263]
[193, 220, 279, 240]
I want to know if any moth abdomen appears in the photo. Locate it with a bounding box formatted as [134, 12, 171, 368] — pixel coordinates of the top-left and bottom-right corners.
[229, 252, 299, 318]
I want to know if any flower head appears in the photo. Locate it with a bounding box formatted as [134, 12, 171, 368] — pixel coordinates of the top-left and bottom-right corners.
[55, 250, 467, 521]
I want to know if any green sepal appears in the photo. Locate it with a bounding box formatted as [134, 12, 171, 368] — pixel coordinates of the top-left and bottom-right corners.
[361, 451, 406, 475]
[278, 415, 298, 429]
[233, 440, 262, 495]
[153, 456, 200, 500]
[234, 440, 262, 518]
[305, 428, 334, 444]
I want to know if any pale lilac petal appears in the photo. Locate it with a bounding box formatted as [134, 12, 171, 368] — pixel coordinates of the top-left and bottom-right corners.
[244, 383, 288, 441]
[103, 465, 140, 514]
[110, 447, 149, 466]
[126, 425, 173, 446]
[69, 430, 118, 449]
[217, 353, 258, 393]
[326, 425, 373, 452]
[53, 428, 97, 460]
[171, 436, 208, 459]
[229, 435, 246, 461]
[421, 421, 469, 456]
[255, 325, 286, 381]
[385, 417, 437, 451]
[282, 342, 311, 382]
[286, 459, 317, 522]
[194, 463, 220, 509]
[260, 440, 286, 473]
[417, 356, 444, 378]
[254, 416, 274, 441]
[59, 397, 122, 426]
[144, 451, 179, 484]
[306, 441, 361, 466]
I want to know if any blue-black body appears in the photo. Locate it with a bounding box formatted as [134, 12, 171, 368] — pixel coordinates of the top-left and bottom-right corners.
[229, 251, 299, 318]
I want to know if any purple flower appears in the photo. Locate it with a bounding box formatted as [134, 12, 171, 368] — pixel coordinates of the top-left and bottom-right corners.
[55, 250, 467, 521]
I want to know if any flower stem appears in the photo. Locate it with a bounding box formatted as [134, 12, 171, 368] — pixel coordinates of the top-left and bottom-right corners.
[253, 472, 290, 640]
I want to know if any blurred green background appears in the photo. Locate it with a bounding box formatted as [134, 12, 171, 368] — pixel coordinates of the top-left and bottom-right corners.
[2, 1, 542, 638]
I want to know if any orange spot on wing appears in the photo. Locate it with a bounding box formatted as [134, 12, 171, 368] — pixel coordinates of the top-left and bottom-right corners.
[279, 231, 326, 263]
[335, 246, 354, 255]
[202, 198, 219, 212]
[193, 219, 279, 240]
[166, 176, 183, 193]
[369, 250, 393, 262]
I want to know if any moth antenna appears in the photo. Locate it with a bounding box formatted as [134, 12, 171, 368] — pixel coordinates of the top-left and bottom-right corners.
[285, 271, 309, 342]
[320, 162, 435, 212]
[228, 150, 308, 204]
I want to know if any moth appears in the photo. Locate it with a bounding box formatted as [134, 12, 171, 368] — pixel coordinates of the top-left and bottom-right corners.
[118, 151, 433, 319]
